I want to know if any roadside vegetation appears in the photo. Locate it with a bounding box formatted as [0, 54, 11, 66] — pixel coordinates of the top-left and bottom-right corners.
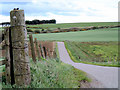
[64, 41, 120, 67]
[1, 58, 90, 88]
[0, 38, 90, 88]
[0, 42, 90, 88]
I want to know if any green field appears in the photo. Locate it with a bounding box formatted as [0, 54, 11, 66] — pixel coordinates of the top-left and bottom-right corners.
[64, 41, 119, 67]
[27, 22, 118, 30]
[32, 28, 118, 42]
[0, 27, 4, 31]
[0, 22, 118, 31]
[31, 27, 119, 66]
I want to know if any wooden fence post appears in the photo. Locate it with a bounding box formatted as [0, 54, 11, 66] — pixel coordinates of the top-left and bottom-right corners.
[34, 38, 41, 60]
[51, 51, 54, 59]
[39, 44, 45, 59]
[48, 49, 51, 59]
[29, 35, 36, 62]
[53, 51, 56, 58]
[4, 27, 11, 83]
[38, 43, 42, 58]
[10, 9, 31, 85]
[43, 46, 47, 58]
[46, 48, 49, 59]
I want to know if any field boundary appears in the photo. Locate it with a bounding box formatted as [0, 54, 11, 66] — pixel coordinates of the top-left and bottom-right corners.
[27, 25, 120, 34]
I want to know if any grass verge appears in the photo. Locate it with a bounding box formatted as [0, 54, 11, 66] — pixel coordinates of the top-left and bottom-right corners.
[55, 42, 60, 60]
[1, 58, 90, 88]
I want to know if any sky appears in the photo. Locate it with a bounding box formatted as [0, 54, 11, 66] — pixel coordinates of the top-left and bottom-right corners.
[0, 0, 119, 23]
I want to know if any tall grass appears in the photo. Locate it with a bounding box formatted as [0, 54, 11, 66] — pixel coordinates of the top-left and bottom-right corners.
[1, 59, 90, 88]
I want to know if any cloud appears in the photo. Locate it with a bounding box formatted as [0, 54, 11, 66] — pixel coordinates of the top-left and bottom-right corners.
[0, 0, 119, 23]
[0, 15, 9, 22]
[43, 12, 117, 23]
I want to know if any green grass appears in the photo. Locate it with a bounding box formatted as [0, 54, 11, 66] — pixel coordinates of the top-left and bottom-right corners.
[55, 42, 60, 61]
[0, 58, 5, 73]
[32, 28, 118, 42]
[0, 66, 4, 73]
[0, 27, 5, 31]
[1, 59, 90, 88]
[0, 58, 4, 61]
[64, 41, 120, 67]
[27, 22, 118, 30]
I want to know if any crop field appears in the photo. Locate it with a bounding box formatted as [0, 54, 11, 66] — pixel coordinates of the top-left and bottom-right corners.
[27, 22, 118, 30]
[64, 41, 119, 67]
[31, 27, 119, 67]
[32, 28, 118, 42]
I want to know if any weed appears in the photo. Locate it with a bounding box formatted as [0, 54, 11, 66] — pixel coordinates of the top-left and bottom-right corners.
[1, 58, 89, 88]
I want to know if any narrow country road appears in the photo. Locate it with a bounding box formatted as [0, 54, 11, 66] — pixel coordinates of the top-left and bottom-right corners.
[57, 42, 119, 88]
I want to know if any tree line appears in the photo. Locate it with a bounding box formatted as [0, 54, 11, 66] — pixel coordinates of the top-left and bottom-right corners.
[0, 19, 56, 26]
[25, 19, 56, 25]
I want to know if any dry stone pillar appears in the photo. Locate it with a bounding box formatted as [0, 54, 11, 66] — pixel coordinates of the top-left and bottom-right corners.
[10, 9, 31, 85]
